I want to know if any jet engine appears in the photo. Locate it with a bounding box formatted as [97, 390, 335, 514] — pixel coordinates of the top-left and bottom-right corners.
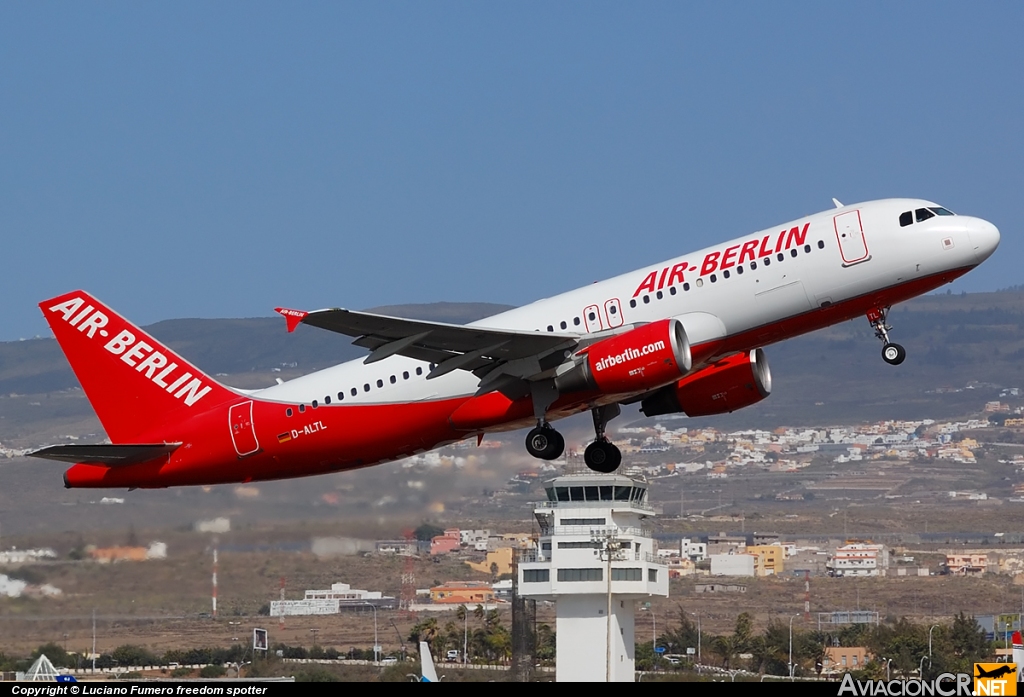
[555, 318, 691, 395]
[640, 348, 772, 417]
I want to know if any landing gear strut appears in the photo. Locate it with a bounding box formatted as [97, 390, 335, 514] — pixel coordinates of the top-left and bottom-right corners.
[867, 307, 906, 366]
[584, 405, 622, 474]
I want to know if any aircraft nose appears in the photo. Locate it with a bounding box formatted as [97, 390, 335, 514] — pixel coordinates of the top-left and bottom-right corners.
[967, 218, 1000, 264]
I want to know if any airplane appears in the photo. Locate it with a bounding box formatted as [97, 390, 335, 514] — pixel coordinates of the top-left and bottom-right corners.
[29, 198, 999, 488]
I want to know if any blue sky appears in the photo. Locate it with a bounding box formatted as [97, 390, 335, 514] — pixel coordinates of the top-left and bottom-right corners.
[2, 3, 1021, 340]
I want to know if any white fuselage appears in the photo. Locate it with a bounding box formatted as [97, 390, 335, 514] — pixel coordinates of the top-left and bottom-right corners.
[255, 198, 999, 414]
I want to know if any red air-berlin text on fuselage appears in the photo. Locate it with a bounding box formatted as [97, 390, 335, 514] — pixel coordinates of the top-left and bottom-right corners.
[593, 340, 666, 372]
[47, 297, 213, 407]
[632, 222, 811, 297]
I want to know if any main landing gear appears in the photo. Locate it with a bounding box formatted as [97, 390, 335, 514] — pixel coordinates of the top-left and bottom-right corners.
[525, 424, 565, 461]
[867, 307, 906, 366]
[584, 405, 622, 474]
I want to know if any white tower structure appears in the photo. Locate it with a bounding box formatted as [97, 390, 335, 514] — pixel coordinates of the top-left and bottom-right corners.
[518, 473, 668, 682]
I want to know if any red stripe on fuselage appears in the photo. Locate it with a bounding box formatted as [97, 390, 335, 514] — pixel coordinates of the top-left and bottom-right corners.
[63, 265, 974, 488]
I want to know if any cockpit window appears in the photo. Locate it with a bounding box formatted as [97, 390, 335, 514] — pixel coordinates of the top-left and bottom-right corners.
[929, 207, 955, 216]
[915, 208, 935, 223]
[899, 211, 913, 227]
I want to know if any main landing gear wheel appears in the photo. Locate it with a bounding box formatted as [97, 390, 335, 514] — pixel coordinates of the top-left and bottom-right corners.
[525, 426, 564, 461]
[867, 306, 908, 366]
[584, 439, 622, 474]
[882, 343, 906, 366]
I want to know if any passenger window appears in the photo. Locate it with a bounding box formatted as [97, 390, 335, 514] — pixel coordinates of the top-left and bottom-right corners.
[376, 379, 383, 388]
[416, 367, 423, 376]
[710, 274, 717, 283]
[683, 283, 690, 291]
[722, 270, 730, 279]
[804, 245, 811, 253]
[899, 211, 913, 227]
[324, 396, 331, 405]
[670, 286, 677, 294]
[817, 240, 825, 249]
[547, 325, 553, 332]
[656, 290, 663, 299]
[560, 321, 567, 329]
[403, 371, 409, 380]
[915, 208, 935, 223]
[351, 388, 357, 396]
[363, 384, 370, 392]
[588, 312, 596, 320]
[338, 392, 344, 401]
[777, 252, 784, 261]
[312, 400, 318, 408]
[764, 257, 771, 266]
[791, 249, 798, 257]
[695, 279, 703, 287]
[750, 261, 757, 270]
[629, 299, 637, 308]
[299, 404, 306, 413]
[736, 265, 743, 275]
[609, 305, 617, 314]
[285, 408, 293, 417]
[574, 317, 581, 325]
[390, 375, 396, 384]
[643, 295, 650, 304]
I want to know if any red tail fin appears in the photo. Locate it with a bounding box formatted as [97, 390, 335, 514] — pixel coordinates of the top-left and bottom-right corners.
[40, 290, 236, 442]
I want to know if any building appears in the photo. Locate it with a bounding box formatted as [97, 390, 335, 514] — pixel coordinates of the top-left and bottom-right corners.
[87, 542, 166, 563]
[679, 538, 707, 562]
[375, 539, 420, 555]
[943, 554, 987, 576]
[430, 529, 461, 555]
[271, 581, 395, 616]
[429, 582, 495, 605]
[518, 473, 668, 682]
[466, 547, 514, 577]
[826, 543, 889, 577]
[460, 529, 491, 552]
[747, 545, 785, 576]
[707, 533, 746, 556]
[824, 646, 871, 674]
[710, 553, 756, 577]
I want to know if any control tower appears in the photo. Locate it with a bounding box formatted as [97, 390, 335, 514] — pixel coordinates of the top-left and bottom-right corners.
[517, 473, 668, 682]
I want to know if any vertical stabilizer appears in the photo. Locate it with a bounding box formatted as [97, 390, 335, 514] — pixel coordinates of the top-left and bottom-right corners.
[419, 641, 439, 682]
[39, 290, 236, 442]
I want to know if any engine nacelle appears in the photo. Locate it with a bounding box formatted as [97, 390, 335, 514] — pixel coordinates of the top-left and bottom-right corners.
[556, 319, 691, 395]
[640, 348, 772, 418]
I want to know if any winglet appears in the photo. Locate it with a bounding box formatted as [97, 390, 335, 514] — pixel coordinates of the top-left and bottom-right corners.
[274, 307, 309, 333]
[832, 198, 844, 208]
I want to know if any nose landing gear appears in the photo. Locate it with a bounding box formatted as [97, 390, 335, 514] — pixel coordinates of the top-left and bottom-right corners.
[584, 404, 622, 474]
[867, 307, 906, 366]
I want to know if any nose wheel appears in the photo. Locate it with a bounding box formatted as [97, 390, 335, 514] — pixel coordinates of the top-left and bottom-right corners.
[583, 404, 622, 473]
[525, 424, 564, 460]
[868, 307, 906, 366]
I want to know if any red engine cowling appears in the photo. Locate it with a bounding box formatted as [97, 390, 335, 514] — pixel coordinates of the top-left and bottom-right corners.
[555, 319, 691, 395]
[640, 348, 772, 417]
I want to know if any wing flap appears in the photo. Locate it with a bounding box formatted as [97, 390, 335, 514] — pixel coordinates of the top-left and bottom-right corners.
[29, 443, 181, 467]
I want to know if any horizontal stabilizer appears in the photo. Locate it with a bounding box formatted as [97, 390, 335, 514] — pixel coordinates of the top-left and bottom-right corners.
[29, 443, 181, 467]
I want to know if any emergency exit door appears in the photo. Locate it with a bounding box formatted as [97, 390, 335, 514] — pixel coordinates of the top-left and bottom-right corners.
[229, 401, 260, 457]
[833, 210, 871, 266]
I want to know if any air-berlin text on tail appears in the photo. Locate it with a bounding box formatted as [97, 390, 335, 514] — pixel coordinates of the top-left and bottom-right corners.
[47, 297, 212, 408]
[632, 222, 811, 297]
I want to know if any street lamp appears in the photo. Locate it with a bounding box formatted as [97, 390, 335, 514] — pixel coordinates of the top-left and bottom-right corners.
[789, 614, 800, 681]
[690, 611, 702, 674]
[310, 628, 319, 647]
[592, 528, 627, 682]
[361, 602, 380, 663]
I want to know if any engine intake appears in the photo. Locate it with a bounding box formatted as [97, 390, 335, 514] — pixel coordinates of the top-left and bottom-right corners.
[640, 348, 772, 417]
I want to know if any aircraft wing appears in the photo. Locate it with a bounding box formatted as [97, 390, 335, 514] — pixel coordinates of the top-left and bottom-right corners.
[28, 443, 181, 467]
[275, 306, 580, 388]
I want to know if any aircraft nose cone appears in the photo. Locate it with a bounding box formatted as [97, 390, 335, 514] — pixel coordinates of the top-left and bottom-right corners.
[968, 218, 1000, 264]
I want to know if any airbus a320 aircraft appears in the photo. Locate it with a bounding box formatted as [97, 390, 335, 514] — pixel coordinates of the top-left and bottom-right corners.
[31, 199, 999, 488]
